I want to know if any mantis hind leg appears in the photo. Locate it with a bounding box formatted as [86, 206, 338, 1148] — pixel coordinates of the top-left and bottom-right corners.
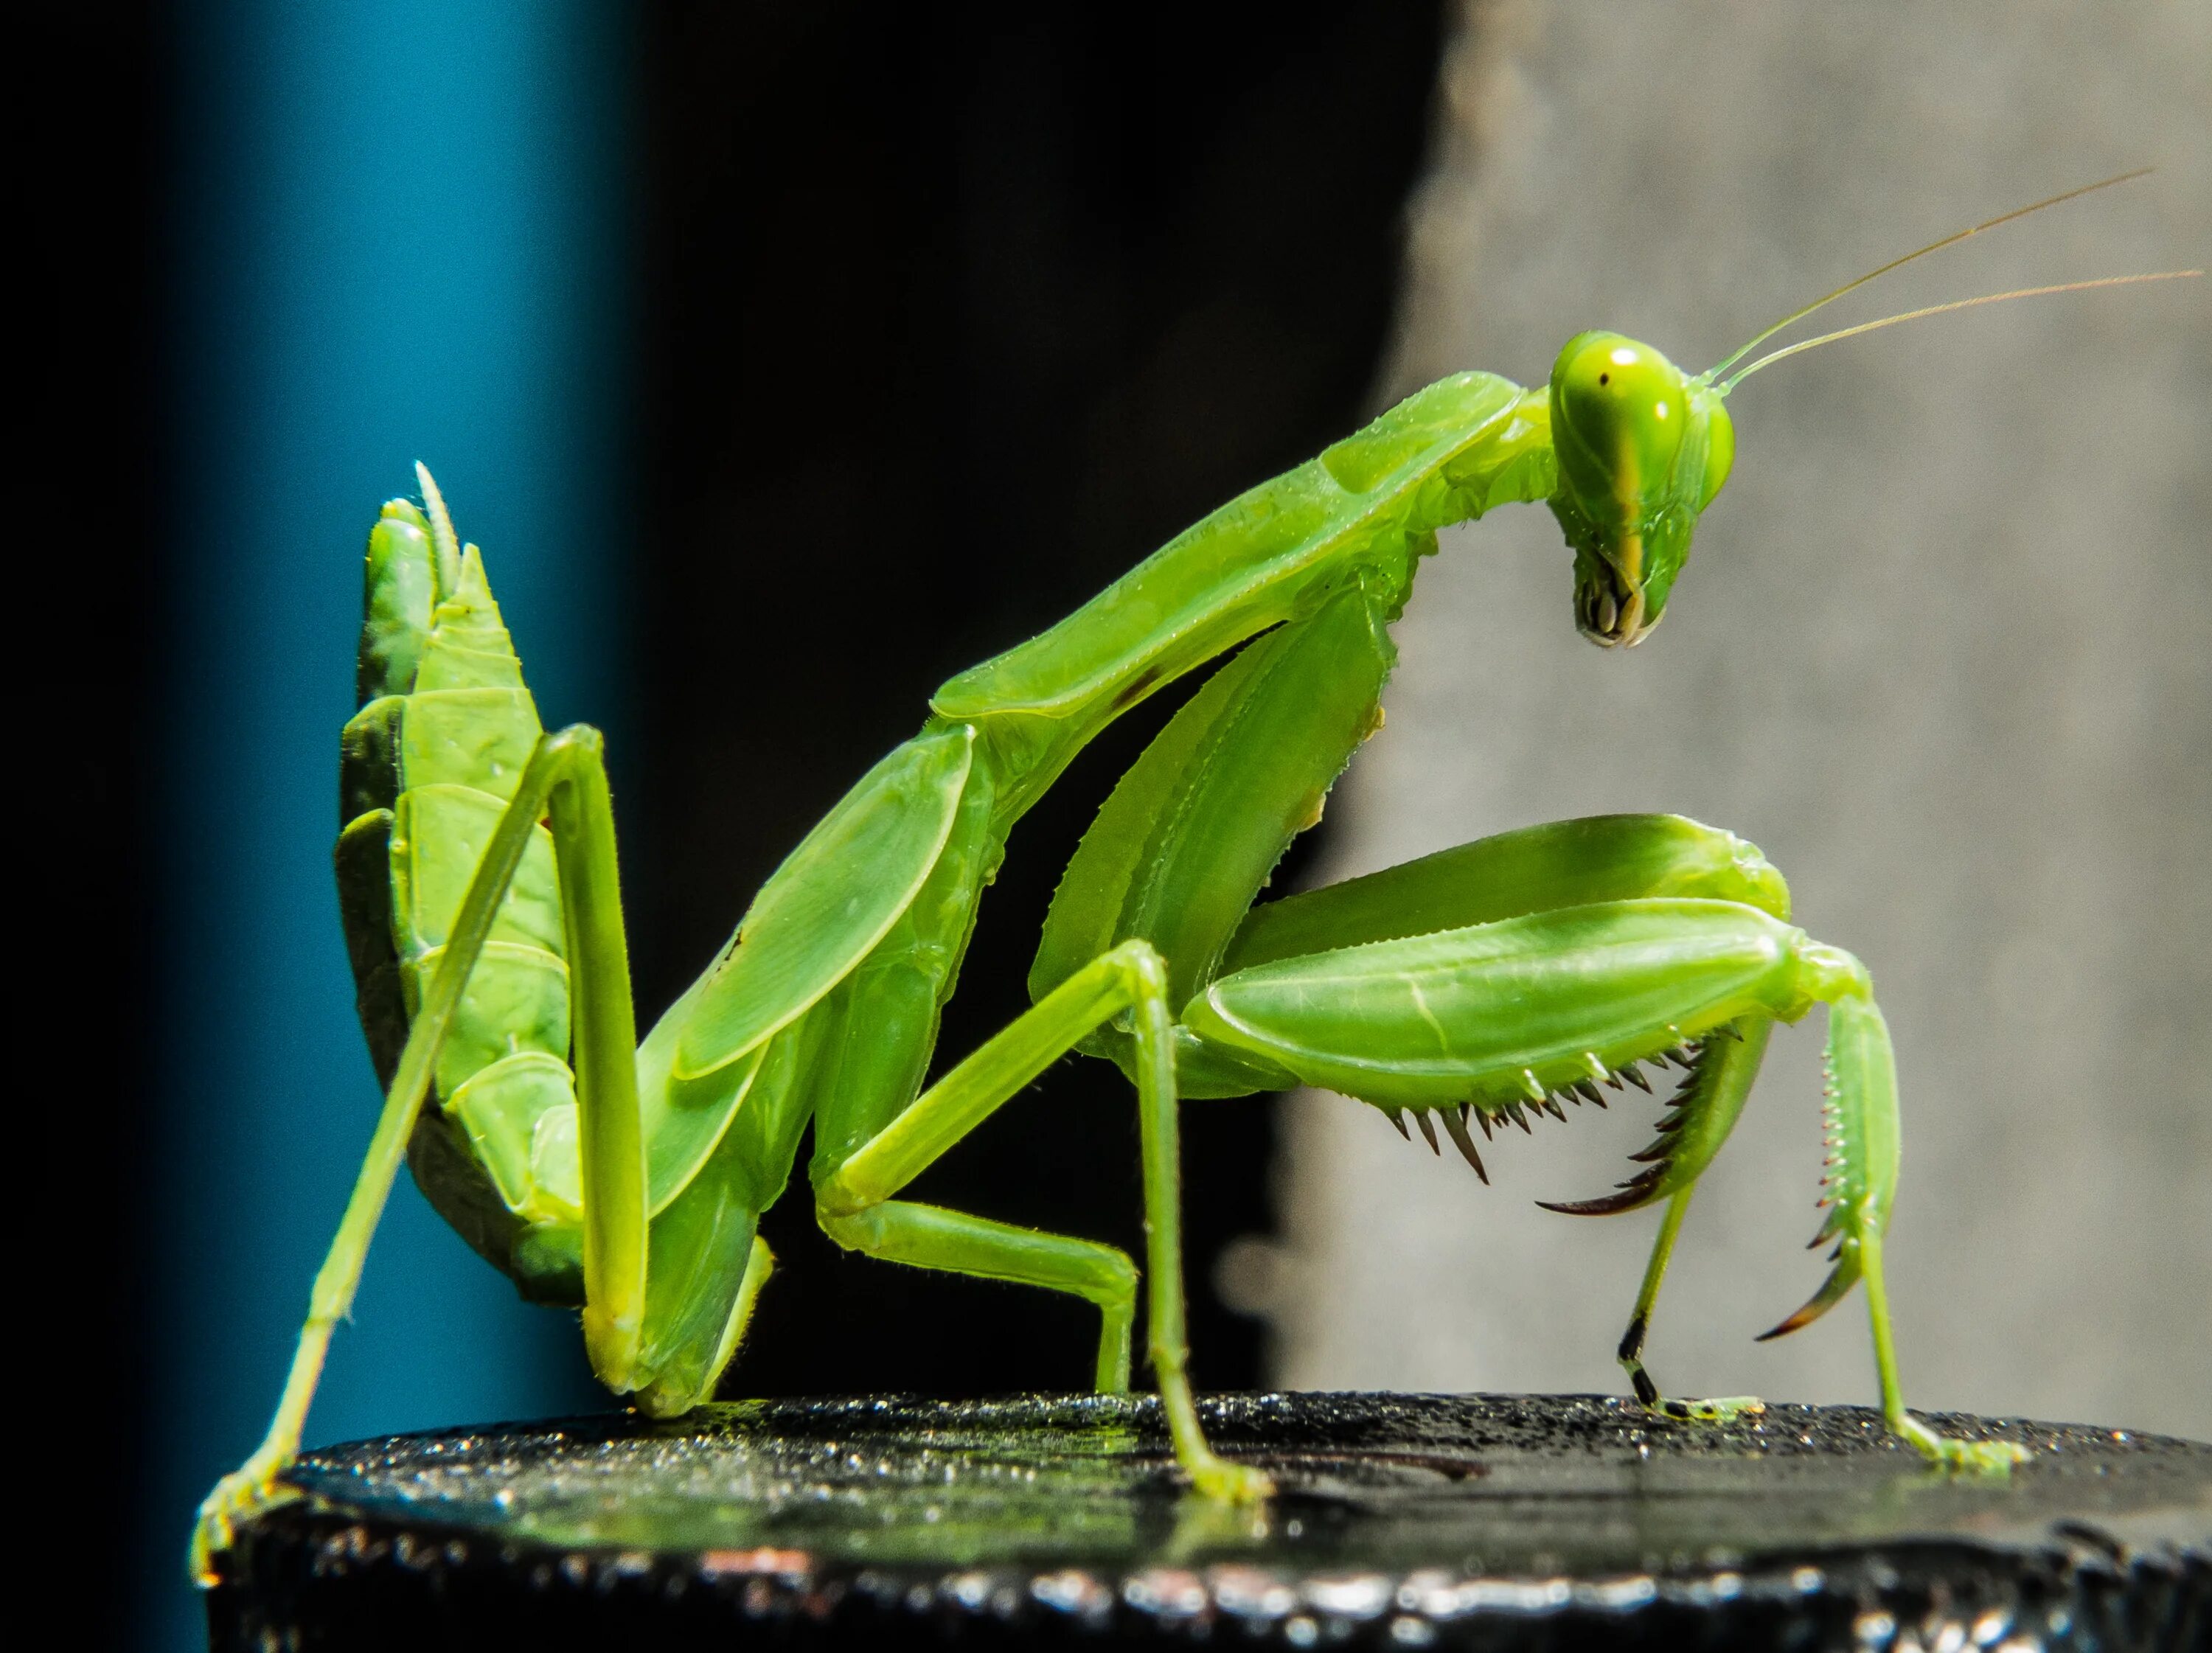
[815, 939, 1270, 1503]
[192, 727, 650, 1581]
[817, 1202, 1138, 1393]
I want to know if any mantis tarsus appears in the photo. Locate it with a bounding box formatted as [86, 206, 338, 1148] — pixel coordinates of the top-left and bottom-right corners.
[192, 174, 2197, 1579]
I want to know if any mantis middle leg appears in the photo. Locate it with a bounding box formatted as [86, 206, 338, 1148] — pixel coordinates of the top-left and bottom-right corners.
[812, 939, 1273, 1502]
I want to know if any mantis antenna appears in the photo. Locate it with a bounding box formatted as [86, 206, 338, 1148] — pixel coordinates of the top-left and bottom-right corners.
[1690, 169, 2194, 394]
[1716, 268, 2201, 392]
[1704, 167, 2157, 382]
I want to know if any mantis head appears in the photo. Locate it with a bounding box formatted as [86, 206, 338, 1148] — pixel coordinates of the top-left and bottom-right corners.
[1544, 171, 2194, 651]
[1547, 332, 1732, 648]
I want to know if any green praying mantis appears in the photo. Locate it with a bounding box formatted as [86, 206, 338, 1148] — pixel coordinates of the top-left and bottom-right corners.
[192, 173, 2198, 1581]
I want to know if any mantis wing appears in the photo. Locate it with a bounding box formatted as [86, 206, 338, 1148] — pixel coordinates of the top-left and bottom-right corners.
[1031, 584, 1395, 1096]
[670, 725, 975, 1080]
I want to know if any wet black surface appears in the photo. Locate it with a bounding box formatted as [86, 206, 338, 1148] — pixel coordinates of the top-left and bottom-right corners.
[209, 1392, 2211, 1650]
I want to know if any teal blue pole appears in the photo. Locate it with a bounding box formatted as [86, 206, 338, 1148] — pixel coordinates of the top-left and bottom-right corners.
[149, 6, 627, 1647]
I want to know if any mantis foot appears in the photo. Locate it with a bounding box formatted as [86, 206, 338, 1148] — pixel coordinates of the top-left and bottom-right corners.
[1894, 1413, 2030, 1473]
[189, 1452, 304, 1587]
[1626, 1355, 1765, 1424]
[1641, 1391, 1767, 1424]
[1186, 1452, 1275, 1504]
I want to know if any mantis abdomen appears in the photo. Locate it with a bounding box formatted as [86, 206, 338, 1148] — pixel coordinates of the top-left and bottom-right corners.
[335, 498, 588, 1303]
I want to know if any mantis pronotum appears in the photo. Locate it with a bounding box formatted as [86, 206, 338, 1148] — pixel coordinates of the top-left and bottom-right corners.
[192, 173, 2195, 1579]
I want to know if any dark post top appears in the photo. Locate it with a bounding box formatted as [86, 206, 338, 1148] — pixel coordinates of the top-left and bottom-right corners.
[208, 1392, 2211, 1652]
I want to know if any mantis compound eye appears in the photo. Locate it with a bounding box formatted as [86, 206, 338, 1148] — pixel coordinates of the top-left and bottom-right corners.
[1698, 395, 1735, 509]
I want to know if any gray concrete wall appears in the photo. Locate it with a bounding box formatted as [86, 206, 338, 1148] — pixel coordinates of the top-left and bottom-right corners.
[1242, 1, 2211, 1439]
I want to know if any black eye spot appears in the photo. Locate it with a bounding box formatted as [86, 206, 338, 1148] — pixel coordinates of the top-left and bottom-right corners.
[1598, 372, 1610, 386]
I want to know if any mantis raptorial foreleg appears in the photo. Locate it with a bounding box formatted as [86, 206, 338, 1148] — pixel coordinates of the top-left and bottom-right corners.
[1180, 893, 2025, 1472]
[815, 939, 1270, 1501]
[1217, 816, 1786, 1424]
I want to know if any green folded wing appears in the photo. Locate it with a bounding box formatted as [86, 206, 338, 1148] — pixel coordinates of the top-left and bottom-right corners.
[1032, 585, 1394, 1096]
[672, 725, 975, 1079]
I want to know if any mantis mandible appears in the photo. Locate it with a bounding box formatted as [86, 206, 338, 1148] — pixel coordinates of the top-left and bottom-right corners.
[192, 174, 2197, 1579]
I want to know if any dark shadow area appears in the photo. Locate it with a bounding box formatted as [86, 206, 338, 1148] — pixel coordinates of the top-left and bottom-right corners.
[39, 9, 166, 1653]
[633, 1, 1444, 1398]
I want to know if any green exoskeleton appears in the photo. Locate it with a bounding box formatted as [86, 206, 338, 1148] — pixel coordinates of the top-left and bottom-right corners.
[193, 176, 2198, 1579]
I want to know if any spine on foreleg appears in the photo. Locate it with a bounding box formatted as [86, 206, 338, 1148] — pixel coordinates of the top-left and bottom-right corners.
[334, 496, 587, 1303]
[1760, 994, 1902, 1339]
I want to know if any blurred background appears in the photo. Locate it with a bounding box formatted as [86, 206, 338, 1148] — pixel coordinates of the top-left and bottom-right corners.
[1265, 0, 2211, 1446]
[39, 3, 2205, 1650]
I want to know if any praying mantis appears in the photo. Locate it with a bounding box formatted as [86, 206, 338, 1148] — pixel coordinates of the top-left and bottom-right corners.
[192, 174, 2197, 1581]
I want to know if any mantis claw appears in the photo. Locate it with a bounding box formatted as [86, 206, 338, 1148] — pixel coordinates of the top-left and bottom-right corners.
[189, 1454, 303, 1586]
